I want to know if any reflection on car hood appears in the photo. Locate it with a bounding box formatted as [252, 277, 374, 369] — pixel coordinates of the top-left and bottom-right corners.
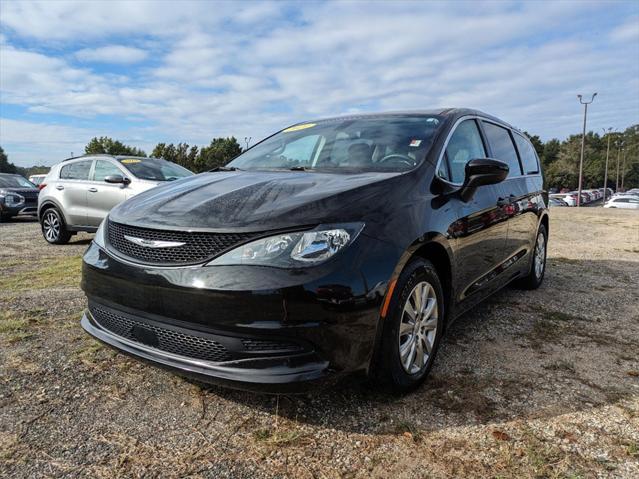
[109, 170, 406, 231]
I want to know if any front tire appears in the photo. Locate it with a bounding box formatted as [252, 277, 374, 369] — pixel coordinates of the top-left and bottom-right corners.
[40, 207, 72, 244]
[374, 258, 444, 393]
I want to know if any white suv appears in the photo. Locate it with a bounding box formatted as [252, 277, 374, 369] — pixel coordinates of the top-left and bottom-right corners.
[38, 155, 193, 244]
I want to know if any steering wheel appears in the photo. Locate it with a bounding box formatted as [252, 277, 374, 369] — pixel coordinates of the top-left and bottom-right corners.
[379, 154, 415, 167]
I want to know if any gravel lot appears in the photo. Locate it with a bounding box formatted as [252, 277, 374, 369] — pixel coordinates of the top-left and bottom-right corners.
[1, 208, 638, 478]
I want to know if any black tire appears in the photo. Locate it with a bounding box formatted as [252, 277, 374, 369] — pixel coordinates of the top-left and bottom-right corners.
[0, 214, 11, 223]
[516, 223, 547, 290]
[374, 258, 445, 393]
[40, 207, 72, 244]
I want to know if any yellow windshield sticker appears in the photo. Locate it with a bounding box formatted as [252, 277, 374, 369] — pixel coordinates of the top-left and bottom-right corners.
[283, 123, 316, 132]
[121, 159, 142, 164]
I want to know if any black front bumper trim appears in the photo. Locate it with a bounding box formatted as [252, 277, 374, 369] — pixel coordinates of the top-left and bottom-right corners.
[81, 310, 334, 393]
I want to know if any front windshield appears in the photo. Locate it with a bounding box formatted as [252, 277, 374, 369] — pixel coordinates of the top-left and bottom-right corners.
[228, 115, 443, 172]
[0, 175, 36, 188]
[118, 158, 193, 181]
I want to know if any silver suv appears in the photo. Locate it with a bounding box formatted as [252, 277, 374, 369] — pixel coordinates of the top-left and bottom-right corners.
[38, 154, 193, 244]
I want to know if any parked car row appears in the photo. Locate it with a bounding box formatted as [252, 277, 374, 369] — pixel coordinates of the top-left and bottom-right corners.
[549, 187, 612, 206]
[604, 190, 639, 209]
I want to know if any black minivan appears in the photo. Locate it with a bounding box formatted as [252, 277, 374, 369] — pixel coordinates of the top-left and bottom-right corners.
[80, 109, 548, 392]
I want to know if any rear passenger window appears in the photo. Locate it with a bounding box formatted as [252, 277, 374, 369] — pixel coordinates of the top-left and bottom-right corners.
[441, 120, 486, 183]
[513, 134, 540, 175]
[60, 160, 92, 180]
[482, 122, 522, 177]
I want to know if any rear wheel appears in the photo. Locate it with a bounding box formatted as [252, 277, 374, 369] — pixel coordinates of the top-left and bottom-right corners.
[374, 258, 444, 393]
[516, 223, 547, 290]
[41, 207, 72, 244]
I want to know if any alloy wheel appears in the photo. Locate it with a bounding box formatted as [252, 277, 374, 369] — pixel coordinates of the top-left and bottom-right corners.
[43, 211, 60, 242]
[398, 281, 438, 374]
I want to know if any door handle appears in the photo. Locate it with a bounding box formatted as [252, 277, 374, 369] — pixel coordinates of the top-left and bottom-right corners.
[56, 185, 64, 190]
[88, 188, 98, 193]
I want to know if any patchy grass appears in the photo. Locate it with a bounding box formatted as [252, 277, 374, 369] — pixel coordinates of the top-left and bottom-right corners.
[0, 255, 82, 291]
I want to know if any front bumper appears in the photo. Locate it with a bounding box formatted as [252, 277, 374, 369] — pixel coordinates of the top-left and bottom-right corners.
[80, 235, 401, 391]
[0, 204, 37, 217]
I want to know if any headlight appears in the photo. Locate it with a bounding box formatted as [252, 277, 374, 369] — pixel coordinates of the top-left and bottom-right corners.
[4, 193, 25, 207]
[93, 218, 107, 248]
[207, 223, 364, 268]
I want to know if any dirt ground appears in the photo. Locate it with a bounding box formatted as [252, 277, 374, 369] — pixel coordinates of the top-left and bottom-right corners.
[1, 208, 638, 478]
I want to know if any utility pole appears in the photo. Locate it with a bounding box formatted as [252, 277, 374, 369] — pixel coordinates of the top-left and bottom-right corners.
[602, 127, 613, 204]
[621, 149, 627, 191]
[616, 142, 623, 192]
[576, 93, 597, 206]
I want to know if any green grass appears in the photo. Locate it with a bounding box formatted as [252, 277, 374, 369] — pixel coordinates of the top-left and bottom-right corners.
[0, 255, 82, 291]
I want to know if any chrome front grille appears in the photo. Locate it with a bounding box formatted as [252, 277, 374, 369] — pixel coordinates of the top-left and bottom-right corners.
[107, 221, 258, 266]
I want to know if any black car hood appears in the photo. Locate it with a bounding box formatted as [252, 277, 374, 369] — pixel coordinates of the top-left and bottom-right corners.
[110, 170, 409, 231]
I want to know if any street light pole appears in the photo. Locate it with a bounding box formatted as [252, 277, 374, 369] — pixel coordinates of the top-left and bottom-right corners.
[244, 137, 252, 151]
[602, 127, 613, 204]
[576, 93, 597, 207]
[616, 142, 623, 192]
[621, 148, 627, 191]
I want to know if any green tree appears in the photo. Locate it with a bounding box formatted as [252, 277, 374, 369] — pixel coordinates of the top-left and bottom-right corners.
[85, 137, 146, 157]
[194, 137, 242, 172]
[0, 146, 19, 174]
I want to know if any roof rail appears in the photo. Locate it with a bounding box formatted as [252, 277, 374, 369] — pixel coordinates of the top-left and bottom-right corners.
[62, 153, 115, 162]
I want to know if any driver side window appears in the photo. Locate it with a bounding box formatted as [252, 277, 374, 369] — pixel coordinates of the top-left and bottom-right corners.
[441, 120, 486, 184]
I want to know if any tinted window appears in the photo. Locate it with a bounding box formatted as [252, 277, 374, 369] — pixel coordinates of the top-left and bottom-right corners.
[513, 134, 540, 174]
[482, 122, 522, 177]
[0, 175, 35, 188]
[228, 116, 443, 172]
[60, 160, 92, 180]
[441, 119, 486, 183]
[93, 160, 124, 181]
[280, 135, 322, 163]
[118, 158, 192, 181]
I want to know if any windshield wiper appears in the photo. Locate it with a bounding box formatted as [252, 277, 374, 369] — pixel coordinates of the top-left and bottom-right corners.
[210, 166, 242, 172]
[289, 166, 311, 171]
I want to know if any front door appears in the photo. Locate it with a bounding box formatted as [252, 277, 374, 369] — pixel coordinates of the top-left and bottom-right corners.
[86, 160, 130, 226]
[436, 119, 509, 304]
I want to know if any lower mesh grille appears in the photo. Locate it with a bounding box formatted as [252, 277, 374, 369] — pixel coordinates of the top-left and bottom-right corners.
[90, 305, 232, 362]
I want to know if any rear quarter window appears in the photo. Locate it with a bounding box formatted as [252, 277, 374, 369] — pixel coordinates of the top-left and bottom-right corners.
[60, 160, 92, 180]
[482, 122, 522, 177]
[513, 134, 540, 175]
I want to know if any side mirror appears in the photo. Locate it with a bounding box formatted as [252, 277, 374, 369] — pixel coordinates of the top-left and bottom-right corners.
[104, 174, 130, 185]
[459, 158, 509, 202]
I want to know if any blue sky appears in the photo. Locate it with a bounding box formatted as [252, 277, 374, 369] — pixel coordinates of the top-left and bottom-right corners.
[0, 0, 638, 167]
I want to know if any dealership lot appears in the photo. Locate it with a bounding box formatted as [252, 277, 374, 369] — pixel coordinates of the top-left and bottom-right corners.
[1, 208, 638, 478]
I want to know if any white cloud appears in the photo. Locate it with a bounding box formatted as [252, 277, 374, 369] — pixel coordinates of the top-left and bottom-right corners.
[0, 0, 637, 166]
[75, 45, 148, 64]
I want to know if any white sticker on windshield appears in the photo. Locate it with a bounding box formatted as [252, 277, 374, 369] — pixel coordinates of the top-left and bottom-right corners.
[409, 139, 422, 147]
